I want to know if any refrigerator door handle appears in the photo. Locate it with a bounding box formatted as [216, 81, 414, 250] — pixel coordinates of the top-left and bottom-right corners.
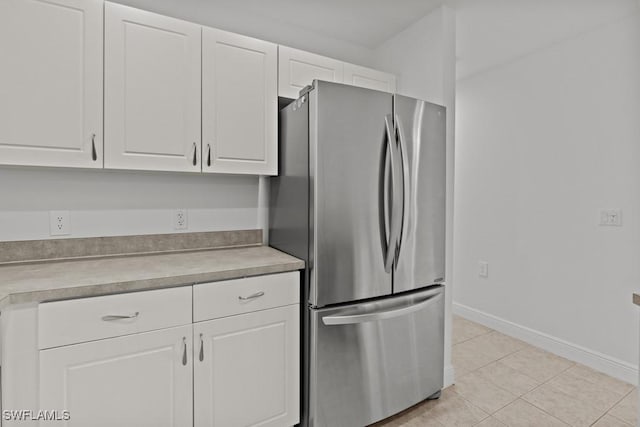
[321, 291, 441, 325]
[384, 114, 403, 273]
[381, 126, 391, 269]
[395, 114, 410, 264]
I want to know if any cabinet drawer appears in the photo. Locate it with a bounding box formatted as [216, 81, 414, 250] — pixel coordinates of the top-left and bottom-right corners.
[193, 272, 299, 322]
[39, 286, 192, 349]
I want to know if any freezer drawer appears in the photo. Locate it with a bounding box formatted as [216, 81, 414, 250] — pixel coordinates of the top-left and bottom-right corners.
[308, 286, 444, 427]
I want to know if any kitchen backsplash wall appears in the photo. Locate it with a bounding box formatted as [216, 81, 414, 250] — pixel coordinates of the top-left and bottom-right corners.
[0, 168, 261, 241]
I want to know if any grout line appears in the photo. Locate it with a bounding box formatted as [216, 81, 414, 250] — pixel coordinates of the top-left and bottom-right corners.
[605, 411, 635, 427]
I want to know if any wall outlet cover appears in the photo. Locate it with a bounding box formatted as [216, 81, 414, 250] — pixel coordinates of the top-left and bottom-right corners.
[49, 211, 71, 236]
[174, 209, 188, 230]
[478, 261, 489, 278]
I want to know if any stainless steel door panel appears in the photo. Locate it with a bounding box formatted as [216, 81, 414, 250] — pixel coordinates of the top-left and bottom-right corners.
[310, 81, 393, 307]
[393, 96, 446, 292]
[309, 286, 444, 427]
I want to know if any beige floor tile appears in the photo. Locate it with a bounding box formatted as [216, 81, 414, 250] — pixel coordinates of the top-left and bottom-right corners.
[453, 341, 497, 377]
[522, 382, 607, 426]
[500, 347, 574, 382]
[372, 397, 441, 427]
[461, 331, 529, 361]
[493, 399, 569, 427]
[474, 361, 540, 397]
[608, 389, 638, 426]
[475, 416, 507, 427]
[563, 364, 634, 396]
[374, 412, 444, 427]
[426, 387, 489, 427]
[591, 414, 633, 427]
[453, 316, 492, 344]
[453, 371, 517, 414]
[546, 370, 624, 412]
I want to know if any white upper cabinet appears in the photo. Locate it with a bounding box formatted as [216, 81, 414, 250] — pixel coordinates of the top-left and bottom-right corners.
[278, 46, 344, 99]
[343, 63, 397, 93]
[0, 0, 103, 168]
[104, 2, 202, 172]
[203, 28, 277, 175]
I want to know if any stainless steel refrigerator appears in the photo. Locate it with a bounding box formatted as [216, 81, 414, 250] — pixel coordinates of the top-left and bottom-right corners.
[270, 80, 446, 427]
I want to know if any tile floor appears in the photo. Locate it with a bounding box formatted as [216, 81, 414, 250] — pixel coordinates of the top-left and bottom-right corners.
[375, 315, 638, 427]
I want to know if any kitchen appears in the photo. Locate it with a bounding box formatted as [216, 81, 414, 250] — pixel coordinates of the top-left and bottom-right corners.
[0, 0, 638, 426]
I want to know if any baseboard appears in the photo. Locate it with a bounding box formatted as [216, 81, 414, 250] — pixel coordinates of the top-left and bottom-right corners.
[443, 364, 455, 388]
[453, 302, 638, 386]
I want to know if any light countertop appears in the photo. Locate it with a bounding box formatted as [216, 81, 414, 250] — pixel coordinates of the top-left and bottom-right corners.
[0, 245, 304, 309]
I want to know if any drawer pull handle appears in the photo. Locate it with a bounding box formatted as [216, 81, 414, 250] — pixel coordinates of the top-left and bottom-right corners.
[199, 333, 204, 362]
[182, 337, 187, 366]
[101, 312, 140, 321]
[239, 291, 265, 301]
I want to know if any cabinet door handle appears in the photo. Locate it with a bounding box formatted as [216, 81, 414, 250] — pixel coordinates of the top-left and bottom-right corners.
[199, 333, 204, 362]
[206, 144, 211, 167]
[101, 312, 139, 321]
[91, 134, 97, 161]
[191, 142, 197, 166]
[182, 337, 187, 366]
[239, 291, 265, 301]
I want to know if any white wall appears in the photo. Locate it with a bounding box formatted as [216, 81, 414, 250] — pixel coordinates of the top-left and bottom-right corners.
[454, 12, 640, 381]
[375, 6, 457, 387]
[0, 168, 259, 241]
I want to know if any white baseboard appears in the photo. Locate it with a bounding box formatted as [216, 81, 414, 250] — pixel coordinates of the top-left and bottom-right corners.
[443, 364, 455, 388]
[453, 302, 638, 386]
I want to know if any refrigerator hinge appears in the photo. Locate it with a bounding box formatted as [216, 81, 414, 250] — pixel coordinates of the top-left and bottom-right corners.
[298, 84, 314, 98]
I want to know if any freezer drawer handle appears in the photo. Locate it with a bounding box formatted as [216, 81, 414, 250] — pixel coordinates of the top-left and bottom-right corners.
[101, 312, 140, 321]
[238, 291, 265, 301]
[322, 294, 440, 326]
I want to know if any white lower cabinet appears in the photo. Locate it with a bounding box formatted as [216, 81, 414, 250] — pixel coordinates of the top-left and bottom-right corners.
[194, 304, 300, 427]
[39, 325, 193, 427]
[13, 272, 301, 426]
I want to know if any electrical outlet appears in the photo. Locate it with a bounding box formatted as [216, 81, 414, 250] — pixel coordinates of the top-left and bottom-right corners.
[599, 209, 622, 226]
[478, 261, 489, 278]
[173, 209, 188, 230]
[49, 211, 71, 236]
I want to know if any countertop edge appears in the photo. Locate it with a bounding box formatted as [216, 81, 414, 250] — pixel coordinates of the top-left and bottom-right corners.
[0, 256, 305, 310]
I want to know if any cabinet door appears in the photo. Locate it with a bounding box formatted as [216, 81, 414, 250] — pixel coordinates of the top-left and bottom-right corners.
[40, 325, 193, 427]
[194, 305, 300, 427]
[203, 28, 277, 175]
[344, 63, 397, 93]
[278, 46, 343, 99]
[0, 0, 103, 168]
[104, 3, 201, 172]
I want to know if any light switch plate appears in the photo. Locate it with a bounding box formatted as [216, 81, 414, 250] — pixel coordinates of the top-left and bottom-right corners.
[599, 209, 622, 226]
